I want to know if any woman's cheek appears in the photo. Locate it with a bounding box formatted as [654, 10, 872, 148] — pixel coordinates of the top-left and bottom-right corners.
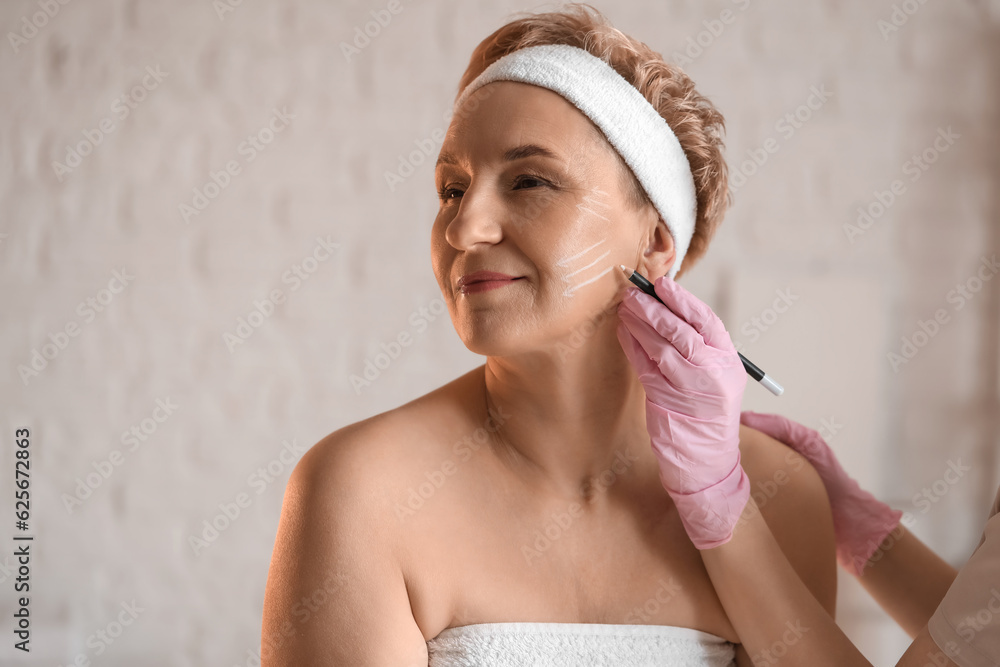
[543, 198, 626, 302]
[549, 236, 616, 301]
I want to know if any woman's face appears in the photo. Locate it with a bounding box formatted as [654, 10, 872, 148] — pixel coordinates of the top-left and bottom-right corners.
[431, 80, 669, 356]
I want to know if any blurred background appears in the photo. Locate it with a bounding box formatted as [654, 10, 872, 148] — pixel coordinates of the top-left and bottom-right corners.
[1, 0, 998, 664]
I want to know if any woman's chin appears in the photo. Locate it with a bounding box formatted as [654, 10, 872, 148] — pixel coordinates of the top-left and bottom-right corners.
[460, 333, 525, 357]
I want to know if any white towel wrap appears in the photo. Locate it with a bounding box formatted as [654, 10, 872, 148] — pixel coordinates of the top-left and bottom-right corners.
[452, 43, 698, 280]
[426, 621, 736, 666]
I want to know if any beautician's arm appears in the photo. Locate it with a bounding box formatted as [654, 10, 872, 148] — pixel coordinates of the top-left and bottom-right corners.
[853, 525, 957, 638]
[737, 425, 838, 614]
[728, 427, 838, 665]
[738, 411, 958, 637]
[700, 497, 960, 667]
[262, 430, 429, 667]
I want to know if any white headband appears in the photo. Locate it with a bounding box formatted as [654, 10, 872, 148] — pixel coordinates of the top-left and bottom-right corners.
[451, 43, 697, 280]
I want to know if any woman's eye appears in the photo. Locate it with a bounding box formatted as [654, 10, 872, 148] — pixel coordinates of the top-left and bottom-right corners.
[437, 186, 461, 202]
[437, 174, 548, 203]
[513, 174, 547, 190]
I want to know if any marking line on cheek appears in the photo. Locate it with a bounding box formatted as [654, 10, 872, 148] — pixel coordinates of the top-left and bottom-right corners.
[566, 265, 614, 296]
[563, 249, 610, 280]
[575, 187, 612, 222]
[557, 239, 606, 267]
[555, 238, 616, 298]
[553, 187, 617, 298]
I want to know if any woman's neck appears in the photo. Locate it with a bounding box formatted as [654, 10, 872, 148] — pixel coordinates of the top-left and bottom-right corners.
[479, 328, 662, 506]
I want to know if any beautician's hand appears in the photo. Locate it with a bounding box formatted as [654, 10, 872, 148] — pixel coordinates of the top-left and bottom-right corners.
[738, 411, 903, 576]
[616, 274, 749, 549]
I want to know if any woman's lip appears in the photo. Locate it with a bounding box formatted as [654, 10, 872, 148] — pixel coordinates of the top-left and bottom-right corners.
[457, 271, 521, 287]
[460, 278, 523, 294]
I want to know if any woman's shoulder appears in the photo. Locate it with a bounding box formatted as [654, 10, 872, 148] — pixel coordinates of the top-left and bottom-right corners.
[737, 421, 832, 529]
[290, 365, 486, 511]
[737, 422, 819, 496]
[264, 377, 474, 664]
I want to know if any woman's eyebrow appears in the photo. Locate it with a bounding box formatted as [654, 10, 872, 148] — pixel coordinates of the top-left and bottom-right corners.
[501, 143, 563, 163]
[435, 143, 564, 169]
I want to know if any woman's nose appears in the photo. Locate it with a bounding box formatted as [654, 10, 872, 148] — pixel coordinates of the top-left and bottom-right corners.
[443, 184, 504, 250]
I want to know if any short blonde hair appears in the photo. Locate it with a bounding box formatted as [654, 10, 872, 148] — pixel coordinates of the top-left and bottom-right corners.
[455, 2, 730, 278]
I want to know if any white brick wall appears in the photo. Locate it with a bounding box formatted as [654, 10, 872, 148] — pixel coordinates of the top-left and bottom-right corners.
[0, 0, 997, 664]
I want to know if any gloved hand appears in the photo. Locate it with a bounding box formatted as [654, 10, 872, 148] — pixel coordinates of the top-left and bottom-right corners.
[738, 411, 903, 576]
[616, 273, 749, 549]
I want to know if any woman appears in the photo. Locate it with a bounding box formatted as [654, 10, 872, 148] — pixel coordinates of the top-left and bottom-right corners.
[261, 4, 841, 665]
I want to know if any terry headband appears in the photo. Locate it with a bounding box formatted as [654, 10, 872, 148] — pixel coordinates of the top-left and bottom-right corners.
[451, 43, 698, 280]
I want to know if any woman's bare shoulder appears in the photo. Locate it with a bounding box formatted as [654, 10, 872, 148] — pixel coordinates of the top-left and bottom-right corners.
[738, 423, 821, 496]
[737, 422, 831, 521]
[294, 366, 486, 504]
[263, 375, 478, 665]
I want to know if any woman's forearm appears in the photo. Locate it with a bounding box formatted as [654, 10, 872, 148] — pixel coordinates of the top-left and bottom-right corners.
[854, 525, 958, 638]
[700, 497, 873, 666]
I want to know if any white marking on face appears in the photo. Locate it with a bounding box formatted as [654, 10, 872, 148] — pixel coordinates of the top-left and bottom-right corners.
[563, 265, 614, 297]
[574, 187, 612, 223]
[557, 238, 606, 268]
[553, 187, 617, 299]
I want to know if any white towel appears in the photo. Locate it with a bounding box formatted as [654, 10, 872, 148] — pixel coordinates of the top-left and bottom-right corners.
[426, 621, 736, 666]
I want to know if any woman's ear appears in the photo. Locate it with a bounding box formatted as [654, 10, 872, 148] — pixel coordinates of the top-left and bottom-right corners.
[641, 213, 677, 281]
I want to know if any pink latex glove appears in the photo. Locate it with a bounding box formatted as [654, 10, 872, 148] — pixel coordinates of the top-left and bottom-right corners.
[739, 411, 903, 576]
[616, 273, 749, 549]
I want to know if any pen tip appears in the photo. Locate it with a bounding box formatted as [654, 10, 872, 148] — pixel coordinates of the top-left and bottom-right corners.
[618, 264, 630, 274]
